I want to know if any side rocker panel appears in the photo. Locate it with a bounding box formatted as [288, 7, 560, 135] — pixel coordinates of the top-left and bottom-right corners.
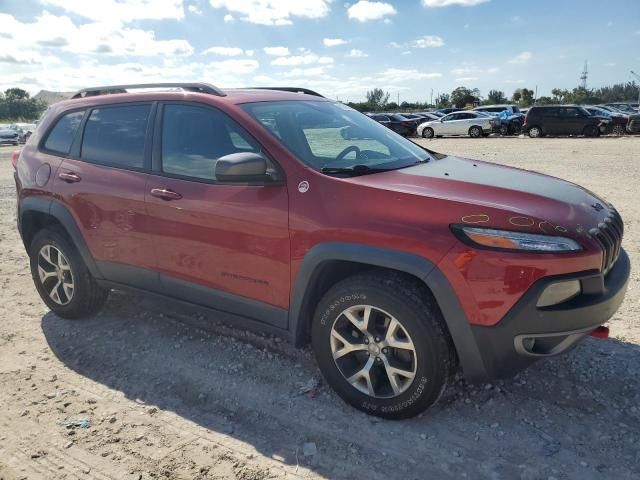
[289, 242, 489, 381]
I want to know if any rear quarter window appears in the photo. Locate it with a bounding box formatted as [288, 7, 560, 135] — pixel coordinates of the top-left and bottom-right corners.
[43, 110, 84, 155]
[80, 104, 151, 169]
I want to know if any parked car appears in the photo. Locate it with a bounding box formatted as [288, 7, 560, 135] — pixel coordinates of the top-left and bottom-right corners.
[367, 113, 413, 136]
[418, 111, 497, 138]
[476, 110, 525, 136]
[0, 127, 20, 145]
[435, 107, 463, 116]
[584, 107, 627, 136]
[10, 123, 37, 143]
[473, 104, 521, 115]
[596, 105, 640, 134]
[603, 103, 639, 114]
[14, 82, 629, 419]
[523, 105, 606, 138]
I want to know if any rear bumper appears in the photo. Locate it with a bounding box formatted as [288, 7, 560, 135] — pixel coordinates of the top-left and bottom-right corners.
[464, 248, 630, 381]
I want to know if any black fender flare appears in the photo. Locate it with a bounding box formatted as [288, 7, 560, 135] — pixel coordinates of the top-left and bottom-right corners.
[19, 197, 103, 279]
[288, 242, 488, 381]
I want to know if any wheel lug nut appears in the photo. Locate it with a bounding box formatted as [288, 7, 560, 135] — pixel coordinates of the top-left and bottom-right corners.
[375, 337, 381, 342]
[364, 338, 369, 344]
[382, 348, 388, 354]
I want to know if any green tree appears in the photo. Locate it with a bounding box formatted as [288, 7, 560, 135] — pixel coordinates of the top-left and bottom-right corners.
[365, 88, 390, 110]
[434, 93, 450, 108]
[451, 87, 480, 108]
[4, 88, 29, 100]
[486, 89, 507, 104]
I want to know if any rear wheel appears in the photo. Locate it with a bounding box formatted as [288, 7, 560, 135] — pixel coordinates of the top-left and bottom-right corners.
[469, 126, 482, 138]
[528, 126, 542, 138]
[421, 127, 434, 138]
[311, 272, 456, 419]
[611, 124, 625, 136]
[29, 228, 109, 319]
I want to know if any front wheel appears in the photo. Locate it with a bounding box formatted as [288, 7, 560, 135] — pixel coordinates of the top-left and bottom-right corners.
[30, 228, 109, 319]
[583, 125, 600, 137]
[421, 127, 434, 138]
[311, 273, 456, 419]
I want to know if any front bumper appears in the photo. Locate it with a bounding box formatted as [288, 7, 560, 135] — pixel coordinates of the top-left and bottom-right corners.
[466, 248, 630, 381]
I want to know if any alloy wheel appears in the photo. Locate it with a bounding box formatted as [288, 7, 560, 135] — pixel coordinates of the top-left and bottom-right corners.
[37, 244, 74, 305]
[330, 305, 417, 398]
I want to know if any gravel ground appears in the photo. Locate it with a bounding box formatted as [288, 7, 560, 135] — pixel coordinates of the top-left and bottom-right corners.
[0, 136, 638, 480]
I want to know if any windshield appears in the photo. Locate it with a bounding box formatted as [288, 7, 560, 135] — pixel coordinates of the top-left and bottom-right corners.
[241, 100, 430, 173]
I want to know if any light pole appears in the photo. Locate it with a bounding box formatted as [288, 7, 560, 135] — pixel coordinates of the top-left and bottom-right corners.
[631, 71, 640, 106]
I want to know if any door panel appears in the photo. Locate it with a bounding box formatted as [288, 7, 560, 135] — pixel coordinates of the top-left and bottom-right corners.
[146, 102, 291, 311]
[145, 176, 290, 309]
[54, 159, 154, 271]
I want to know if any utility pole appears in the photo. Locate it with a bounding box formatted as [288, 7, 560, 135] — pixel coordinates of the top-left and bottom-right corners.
[580, 60, 588, 90]
[430, 88, 433, 108]
[631, 71, 640, 106]
[397, 92, 400, 106]
[534, 85, 538, 104]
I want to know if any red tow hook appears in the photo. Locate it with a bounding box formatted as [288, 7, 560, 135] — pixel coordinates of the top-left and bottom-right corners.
[590, 326, 609, 339]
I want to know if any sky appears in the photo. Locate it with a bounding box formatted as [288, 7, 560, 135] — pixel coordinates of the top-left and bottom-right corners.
[1, 0, 640, 102]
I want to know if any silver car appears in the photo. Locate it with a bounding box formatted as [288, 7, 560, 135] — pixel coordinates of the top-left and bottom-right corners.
[417, 111, 497, 138]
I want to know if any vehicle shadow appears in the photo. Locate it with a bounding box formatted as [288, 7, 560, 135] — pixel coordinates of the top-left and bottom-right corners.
[41, 291, 640, 479]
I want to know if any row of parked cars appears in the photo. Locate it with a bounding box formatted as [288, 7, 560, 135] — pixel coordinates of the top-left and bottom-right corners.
[367, 102, 640, 139]
[0, 123, 37, 145]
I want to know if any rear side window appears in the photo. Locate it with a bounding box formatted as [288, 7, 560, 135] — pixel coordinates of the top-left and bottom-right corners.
[81, 104, 151, 169]
[43, 110, 84, 155]
[161, 104, 261, 181]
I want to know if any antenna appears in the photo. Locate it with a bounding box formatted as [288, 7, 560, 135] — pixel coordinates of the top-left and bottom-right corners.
[580, 60, 588, 89]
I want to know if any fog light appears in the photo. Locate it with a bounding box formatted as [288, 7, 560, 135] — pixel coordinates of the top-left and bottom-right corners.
[536, 280, 581, 307]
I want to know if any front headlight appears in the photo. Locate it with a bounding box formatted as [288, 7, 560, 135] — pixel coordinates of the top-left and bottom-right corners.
[453, 226, 582, 252]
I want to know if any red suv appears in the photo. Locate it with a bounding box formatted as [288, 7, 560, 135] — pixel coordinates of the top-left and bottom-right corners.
[14, 83, 629, 419]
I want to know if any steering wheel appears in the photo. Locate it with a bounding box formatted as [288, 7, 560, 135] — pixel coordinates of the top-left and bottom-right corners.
[335, 145, 361, 162]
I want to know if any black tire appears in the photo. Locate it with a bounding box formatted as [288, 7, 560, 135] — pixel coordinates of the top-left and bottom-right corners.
[500, 125, 509, 136]
[421, 127, 434, 139]
[311, 272, 456, 419]
[583, 125, 600, 137]
[468, 126, 482, 138]
[29, 227, 109, 319]
[528, 126, 542, 138]
[612, 124, 625, 136]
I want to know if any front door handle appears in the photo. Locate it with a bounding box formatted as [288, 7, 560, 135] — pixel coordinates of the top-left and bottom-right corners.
[58, 171, 81, 183]
[150, 188, 183, 201]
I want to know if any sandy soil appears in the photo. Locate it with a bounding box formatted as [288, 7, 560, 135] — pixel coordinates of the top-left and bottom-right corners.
[0, 136, 638, 480]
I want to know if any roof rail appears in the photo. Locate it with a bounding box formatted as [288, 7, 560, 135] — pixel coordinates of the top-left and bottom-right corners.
[251, 87, 325, 98]
[71, 82, 226, 99]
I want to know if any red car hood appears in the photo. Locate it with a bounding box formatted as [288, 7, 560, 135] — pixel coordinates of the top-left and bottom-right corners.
[350, 155, 613, 238]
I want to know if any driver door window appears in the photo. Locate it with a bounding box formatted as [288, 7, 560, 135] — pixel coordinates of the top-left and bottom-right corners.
[161, 104, 261, 181]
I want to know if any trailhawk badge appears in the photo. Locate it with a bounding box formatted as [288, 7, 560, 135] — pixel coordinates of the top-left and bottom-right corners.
[298, 181, 310, 193]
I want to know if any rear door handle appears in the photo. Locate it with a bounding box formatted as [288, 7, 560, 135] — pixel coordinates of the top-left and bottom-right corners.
[150, 188, 182, 201]
[58, 171, 81, 183]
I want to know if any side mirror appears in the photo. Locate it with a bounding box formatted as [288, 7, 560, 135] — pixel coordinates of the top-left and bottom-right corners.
[215, 152, 270, 183]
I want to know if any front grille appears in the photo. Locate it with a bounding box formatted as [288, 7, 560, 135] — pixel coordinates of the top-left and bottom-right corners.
[590, 209, 624, 274]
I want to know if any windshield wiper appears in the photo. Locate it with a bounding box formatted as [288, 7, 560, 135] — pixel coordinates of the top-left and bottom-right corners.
[321, 164, 387, 176]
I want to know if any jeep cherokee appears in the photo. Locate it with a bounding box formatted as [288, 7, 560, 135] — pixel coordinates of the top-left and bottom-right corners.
[14, 83, 629, 419]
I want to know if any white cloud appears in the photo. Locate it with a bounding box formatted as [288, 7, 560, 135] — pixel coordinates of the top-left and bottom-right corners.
[263, 46, 290, 56]
[421, 0, 489, 7]
[379, 68, 442, 83]
[346, 49, 368, 58]
[207, 58, 259, 74]
[188, 4, 203, 14]
[0, 12, 194, 58]
[347, 1, 396, 22]
[282, 66, 331, 77]
[401, 50, 411, 55]
[323, 38, 349, 47]
[209, 0, 331, 25]
[487, 67, 500, 73]
[271, 53, 334, 66]
[455, 77, 478, 82]
[411, 35, 445, 48]
[41, 0, 185, 23]
[450, 66, 476, 75]
[203, 46, 244, 56]
[509, 51, 532, 64]
[223, 13, 234, 22]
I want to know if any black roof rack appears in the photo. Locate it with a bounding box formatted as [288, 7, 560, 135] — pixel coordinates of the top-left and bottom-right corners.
[250, 87, 325, 98]
[71, 82, 226, 99]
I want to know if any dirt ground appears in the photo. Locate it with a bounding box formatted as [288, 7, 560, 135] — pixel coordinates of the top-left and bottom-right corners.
[0, 136, 639, 480]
